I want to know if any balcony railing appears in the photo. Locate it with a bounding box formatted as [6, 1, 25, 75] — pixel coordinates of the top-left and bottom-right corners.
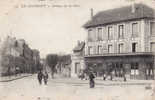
[84, 52, 154, 57]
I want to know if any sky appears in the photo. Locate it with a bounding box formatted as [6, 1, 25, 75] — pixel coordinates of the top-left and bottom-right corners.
[0, 0, 154, 58]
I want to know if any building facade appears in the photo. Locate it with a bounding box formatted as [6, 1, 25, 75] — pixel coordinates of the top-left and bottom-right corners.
[71, 41, 85, 77]
[82, 4, 155, 80]
[0, 36, 41, 75]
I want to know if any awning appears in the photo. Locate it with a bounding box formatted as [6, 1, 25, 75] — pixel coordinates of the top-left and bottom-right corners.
[85, 54, 154, 64]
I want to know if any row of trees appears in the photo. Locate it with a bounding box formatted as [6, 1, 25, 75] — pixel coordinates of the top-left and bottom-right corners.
[1, 55, 41, 76]
[45, 54, 71, 78]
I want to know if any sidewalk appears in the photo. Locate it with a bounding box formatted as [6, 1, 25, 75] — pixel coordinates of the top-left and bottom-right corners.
[67, 77, 155, 86]
[0, 74, 33, 82]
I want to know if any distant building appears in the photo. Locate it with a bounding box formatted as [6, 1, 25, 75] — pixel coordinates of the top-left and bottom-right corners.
[60, 59, 71, 77]
[71, 41, 85, 77]
[82, 3, 155, 80]
[32, 49, 40, 72]
[0, 36, 40, 75]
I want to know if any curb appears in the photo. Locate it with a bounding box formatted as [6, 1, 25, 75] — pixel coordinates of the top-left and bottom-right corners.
[0, 74, 33, 82]
[95, 82, 152, 86]
[51, 80, 153, 86]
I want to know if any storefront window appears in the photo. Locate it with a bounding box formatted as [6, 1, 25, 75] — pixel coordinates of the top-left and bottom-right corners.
[131, 63, 139, 75]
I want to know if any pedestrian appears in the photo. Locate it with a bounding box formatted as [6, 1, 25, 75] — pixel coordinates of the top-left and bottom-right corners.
[84, 73, 88, 80]
[37, 70, 43, 85]
[43, 71, 48, 85]
[103, 73, 106, 80]
[102, 70, 106, 80]
[89, 71, 95, 88]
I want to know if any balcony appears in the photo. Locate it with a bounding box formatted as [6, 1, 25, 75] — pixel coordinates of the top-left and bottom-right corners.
[84, 52, 154, 58]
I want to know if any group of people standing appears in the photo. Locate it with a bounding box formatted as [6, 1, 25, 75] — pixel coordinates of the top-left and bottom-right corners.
[37, 69, 96, 88]
[37, 70, 49, 85]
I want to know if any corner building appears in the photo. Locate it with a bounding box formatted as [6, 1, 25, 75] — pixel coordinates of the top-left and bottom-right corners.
[83, 4, 155, 80]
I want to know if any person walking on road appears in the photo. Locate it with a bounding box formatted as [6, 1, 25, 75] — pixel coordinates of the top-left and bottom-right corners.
[89, 71, 95, 88]
[37, 70, 43, 85]
[43, 71, 48, 85]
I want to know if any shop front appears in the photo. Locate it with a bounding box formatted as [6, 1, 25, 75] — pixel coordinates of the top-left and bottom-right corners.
[84, 52, 155, 80]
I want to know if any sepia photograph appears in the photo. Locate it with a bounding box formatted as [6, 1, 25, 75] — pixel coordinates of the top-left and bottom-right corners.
[0, 0, 155, 100]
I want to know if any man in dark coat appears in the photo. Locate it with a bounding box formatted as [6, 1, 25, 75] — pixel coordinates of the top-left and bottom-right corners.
[89, 71, 95, 88]
[43, 71, 48, 85]
[37, 70, 43, 85]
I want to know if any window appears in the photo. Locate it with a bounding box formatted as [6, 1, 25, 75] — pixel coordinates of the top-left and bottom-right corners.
[88, 46, 93, 55]
[132, 23, 138, 37]
[118, 25, 124, 39]
[15, 41, 18, 47]
[146, 63, 153, 76]
[108, 26, 113, 40]
[97, 28, 103, 41]
[118, 43, 124, 53]
[150, 22, 155, 36]
[88, 29, 93, 42]
[108, 45, 113, 53]
[132, 43, 137, 52]
[131, 63, 139, 75]
[150, 42, 155, 52]
[75, 63, 80, 74]
[98, 45, 102, 54]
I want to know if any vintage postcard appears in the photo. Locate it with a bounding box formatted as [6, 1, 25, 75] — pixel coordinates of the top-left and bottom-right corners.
[0, 0, 155, 100]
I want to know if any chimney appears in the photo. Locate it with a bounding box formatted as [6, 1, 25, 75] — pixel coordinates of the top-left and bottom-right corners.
[131, 3, 136, 13]
[90, 8, 93, 19]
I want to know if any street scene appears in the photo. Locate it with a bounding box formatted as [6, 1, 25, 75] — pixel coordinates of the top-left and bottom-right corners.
[0, 74, 154, 100]
[0, 0, 155, 100]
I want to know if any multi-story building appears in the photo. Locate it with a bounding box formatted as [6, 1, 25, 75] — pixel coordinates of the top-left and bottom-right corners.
[82, 3, 155, 80]
[0, 36, 41, 75]
[32, 49, 40, 72]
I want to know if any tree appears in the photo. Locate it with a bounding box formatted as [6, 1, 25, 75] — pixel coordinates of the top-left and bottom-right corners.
[57, 55, 71, 71]
[46, 54, 58, 78]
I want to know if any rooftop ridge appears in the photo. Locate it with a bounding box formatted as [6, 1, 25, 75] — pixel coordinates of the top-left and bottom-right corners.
[84, 3, 155, 28]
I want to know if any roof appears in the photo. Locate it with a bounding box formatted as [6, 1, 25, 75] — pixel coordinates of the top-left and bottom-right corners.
[84, 3, 155, 28]
[73, 42, 85, 52]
